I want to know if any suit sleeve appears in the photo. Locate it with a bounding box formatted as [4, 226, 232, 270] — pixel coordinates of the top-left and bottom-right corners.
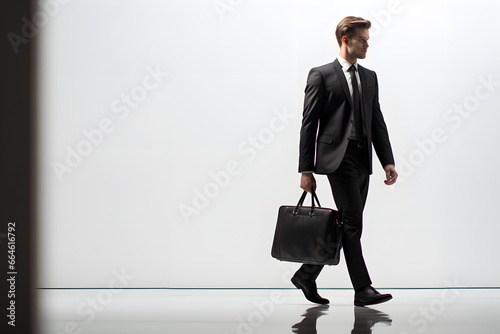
[298, 68, 324, 173]
[371, 72, 395, 168]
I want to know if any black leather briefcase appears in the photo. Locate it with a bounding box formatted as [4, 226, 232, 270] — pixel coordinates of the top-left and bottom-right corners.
[271, 190, 343, 265]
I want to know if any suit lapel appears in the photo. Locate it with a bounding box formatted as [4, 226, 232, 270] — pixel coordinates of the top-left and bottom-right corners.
[357, 65, 369, 133]
[358, 65, 368, 108]
[333, 59, 352, 107]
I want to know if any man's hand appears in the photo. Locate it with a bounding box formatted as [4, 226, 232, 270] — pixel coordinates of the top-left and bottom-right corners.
[300, 173, 317, 193]
[384, 165, 398, 186]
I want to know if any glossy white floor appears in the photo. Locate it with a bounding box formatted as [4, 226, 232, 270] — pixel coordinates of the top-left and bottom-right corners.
[38, 288, 500, 334]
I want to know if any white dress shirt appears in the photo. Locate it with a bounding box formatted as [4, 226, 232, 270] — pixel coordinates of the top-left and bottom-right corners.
[336, 55, 362, 98]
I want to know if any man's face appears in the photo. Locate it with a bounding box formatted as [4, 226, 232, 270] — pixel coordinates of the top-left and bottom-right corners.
[346, 28, 370, 59]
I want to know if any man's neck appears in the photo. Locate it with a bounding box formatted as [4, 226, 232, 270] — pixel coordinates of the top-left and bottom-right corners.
[338, 51, 357, 65]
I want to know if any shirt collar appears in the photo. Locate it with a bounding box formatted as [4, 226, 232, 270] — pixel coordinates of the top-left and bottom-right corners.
[337, 55, 358, 72]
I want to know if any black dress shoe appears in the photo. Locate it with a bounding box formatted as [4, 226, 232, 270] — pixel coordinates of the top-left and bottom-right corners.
[354, 286, 392, 306]
[291, 275, 329, 305]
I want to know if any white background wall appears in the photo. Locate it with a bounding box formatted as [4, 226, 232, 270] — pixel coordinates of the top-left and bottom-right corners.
[37, 0, 500, 288]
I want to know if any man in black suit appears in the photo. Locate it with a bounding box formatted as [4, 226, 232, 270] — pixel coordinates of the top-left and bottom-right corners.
[291, 16, 398, 306]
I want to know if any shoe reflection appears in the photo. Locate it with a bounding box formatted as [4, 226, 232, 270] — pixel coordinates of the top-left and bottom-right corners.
[291, 305, 392, 334]
[292, 305, 329, 334]
[352, 307, 392, 334]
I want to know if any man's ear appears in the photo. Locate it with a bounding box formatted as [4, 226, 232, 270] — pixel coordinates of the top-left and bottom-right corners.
[342, 35, 348, 45]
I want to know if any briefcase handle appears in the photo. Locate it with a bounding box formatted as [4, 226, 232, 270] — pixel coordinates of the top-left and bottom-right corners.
[293, 190, 343, 226]
[293, 190, 321, 216]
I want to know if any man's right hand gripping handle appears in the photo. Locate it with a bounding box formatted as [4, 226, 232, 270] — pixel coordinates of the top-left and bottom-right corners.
[300, 173, 317, 193]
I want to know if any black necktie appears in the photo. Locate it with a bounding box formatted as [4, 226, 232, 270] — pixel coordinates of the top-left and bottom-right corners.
[348, 65, 364, 142]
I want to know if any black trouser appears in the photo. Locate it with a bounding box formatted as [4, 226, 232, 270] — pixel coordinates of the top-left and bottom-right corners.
[294, 140, 372, 291]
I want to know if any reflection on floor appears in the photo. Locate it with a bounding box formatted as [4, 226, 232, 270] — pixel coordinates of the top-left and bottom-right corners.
[292, 305, 393, 334]
[38, 288, 500, 334]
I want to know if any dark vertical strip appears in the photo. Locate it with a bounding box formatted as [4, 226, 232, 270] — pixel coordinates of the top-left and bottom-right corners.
[30, 0, 39, 333]
[0, 0, 35, 333]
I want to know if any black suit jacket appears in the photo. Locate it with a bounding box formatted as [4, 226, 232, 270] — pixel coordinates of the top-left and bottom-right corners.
[299, 58, 395, 175]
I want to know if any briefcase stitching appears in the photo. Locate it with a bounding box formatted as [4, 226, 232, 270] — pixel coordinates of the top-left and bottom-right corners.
[274, 207, 291, 258]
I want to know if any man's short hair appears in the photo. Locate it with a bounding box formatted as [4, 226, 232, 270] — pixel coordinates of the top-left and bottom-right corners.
[335, 16, 371, 46]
